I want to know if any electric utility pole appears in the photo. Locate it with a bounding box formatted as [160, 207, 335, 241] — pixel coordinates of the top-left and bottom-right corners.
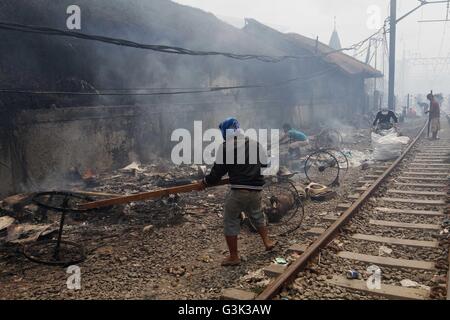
[388, 0, 397, 111]
[387, 0, 450, 112]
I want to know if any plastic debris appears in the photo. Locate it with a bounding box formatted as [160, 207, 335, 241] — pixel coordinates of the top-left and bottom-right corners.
[400, 279, 430, 291]
[372, 130, 410, 161]
[378, 246, 393, 256]
[120, 161, 144, 173]
[346, 270, 360, 279]
[274, 257, 288, 265]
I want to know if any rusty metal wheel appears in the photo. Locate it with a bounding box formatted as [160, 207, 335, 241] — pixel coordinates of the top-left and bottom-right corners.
[23, 240, 85, 266]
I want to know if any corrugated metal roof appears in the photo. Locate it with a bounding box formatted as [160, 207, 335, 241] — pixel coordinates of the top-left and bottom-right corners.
[244, 19, 382, 79]
[286, 33, 383, 78]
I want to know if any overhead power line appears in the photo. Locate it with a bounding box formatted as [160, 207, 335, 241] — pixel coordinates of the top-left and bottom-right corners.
[0, 66, 339, 96]
[0, 20, 389, 64]
[0, 21, 315, 63]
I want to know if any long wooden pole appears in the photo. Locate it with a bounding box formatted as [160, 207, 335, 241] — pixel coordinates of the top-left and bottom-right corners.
[77, 178, 230, 210]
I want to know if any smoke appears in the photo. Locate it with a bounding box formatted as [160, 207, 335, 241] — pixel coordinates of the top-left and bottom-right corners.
[0, 0, 372, 196]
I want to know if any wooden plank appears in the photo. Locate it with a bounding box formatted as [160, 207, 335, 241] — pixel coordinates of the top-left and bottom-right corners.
[357, 180, 376, 185]
[375, 207, 444, 216]
[380, 197, 446, 205]
[337, 251, 436, 271]
[287, 243, 308, 254]
[412, 160, 447, 163]
[305, 227, 326, 236]
[398, 177, 448, 182]
[369, 219, 441, 231]
[263, 264, 287, 277]
[409, 163, 450, 166]
[364, 175, 381, 179]
[387, 190, 447, 197]
[337, 203, 352, 211]
[327, 276, 429, 300]
[394, 183, 447, 188]
[352, 234, 439, 248]
[78, 178, 229, 210]
[348, 194, 361, 200]
[409, 168, 449, 172]
[402, 172, 448, 176]
[72, 190, 120, 197]
[221, 289, 256, 300]
[371, 166, 390, 170]
[322, 215, 339, 222]
[355, 187, 368, 192]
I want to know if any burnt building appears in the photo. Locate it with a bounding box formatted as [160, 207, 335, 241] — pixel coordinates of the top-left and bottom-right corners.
[0, 0, 382, 197]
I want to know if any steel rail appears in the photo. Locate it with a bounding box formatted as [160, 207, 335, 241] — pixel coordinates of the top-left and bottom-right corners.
[257, 121, 429, 300]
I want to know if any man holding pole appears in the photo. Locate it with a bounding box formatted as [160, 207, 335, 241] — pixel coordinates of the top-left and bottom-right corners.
[202, 118, 276, 267]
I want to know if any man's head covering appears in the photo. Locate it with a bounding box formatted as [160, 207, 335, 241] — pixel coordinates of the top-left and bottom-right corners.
[381, 106, 389, 114]
[427, 93, 434, 101]
[219, 117, 240, 139]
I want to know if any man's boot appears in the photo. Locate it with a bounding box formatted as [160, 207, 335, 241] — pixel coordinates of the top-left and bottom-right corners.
[222, 236, 240, 266]
[257, 226, 277, 251]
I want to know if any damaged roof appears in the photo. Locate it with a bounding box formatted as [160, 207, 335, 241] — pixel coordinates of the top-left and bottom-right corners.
[243, 19, 383, 78]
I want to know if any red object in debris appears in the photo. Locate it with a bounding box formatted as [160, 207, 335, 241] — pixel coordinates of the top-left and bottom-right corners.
[82, 169, 96, 180]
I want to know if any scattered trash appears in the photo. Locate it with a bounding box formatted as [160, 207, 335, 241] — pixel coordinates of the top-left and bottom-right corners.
[346, 269, 360, 280]
[5, 223, 57, 244]
[143, 225, 154, 232]
[342, 149, 372, 168]
[305, 183, 336, 201]
[120, 161, 144, 173]
[372, 130, 410, 161]
[378, 246, 393, 256]
[274, 257, 287, 265]
[400, 279, 430, 291]
[240, 269, 265, 283]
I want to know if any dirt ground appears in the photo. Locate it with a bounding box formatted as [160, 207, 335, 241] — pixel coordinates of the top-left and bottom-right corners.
[0, 119, 427, 300]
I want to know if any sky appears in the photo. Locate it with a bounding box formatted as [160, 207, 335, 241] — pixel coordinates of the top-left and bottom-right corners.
[173, 0, 450, 95]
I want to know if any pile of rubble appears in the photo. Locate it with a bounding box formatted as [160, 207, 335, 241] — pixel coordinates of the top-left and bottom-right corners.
[0, 160, 213, 248]
[0, 194, 58, 245]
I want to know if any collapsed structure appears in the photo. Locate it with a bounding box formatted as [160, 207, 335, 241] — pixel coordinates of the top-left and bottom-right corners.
[0, 0, 382, 197]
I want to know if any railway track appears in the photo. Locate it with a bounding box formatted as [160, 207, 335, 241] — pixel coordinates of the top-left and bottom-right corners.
[222, 122, 450, 301]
